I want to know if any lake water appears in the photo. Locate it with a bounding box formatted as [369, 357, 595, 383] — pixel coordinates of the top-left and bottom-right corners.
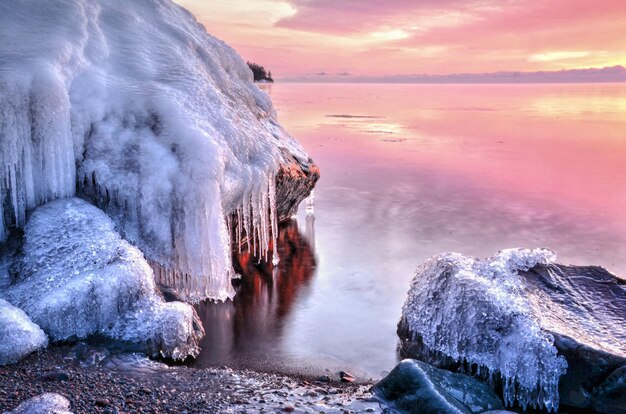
[194, 83, 626, 379]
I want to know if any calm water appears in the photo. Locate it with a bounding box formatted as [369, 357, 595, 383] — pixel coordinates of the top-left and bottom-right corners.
[194, 83, 626, 378]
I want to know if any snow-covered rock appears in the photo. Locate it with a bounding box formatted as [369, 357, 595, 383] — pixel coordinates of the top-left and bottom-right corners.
[4, 393, 73, 414]
[0, 0, 316, 302]
[2, 198, 203, 360]
[0, 298, 48, 365]
[398, 248, 626, 413]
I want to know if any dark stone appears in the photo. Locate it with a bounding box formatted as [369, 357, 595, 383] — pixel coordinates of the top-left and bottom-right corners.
[522, 264, 625, 413]
[339, 371, 356, 383]
[591, 365, 626, 413]
[36, 371, 71, 382]
[373, 359, 504, 414]
[95, 398, 111, 407]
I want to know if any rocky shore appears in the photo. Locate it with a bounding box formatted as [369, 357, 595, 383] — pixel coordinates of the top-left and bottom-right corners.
[0, 345, 380, 414]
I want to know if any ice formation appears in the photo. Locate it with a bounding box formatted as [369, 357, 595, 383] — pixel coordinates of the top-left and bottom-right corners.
[2, 198, 203, 359]
[400, 248, 568, 412]
[0, 298, 48, 365]
[0, 0, 311, 302]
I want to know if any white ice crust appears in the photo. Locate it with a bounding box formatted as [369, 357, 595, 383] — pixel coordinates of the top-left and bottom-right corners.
[0, 298, 48, 365]
[0, 0, 309, 301]
[3, 198, 202, 360]
[402, 248, 567, 412]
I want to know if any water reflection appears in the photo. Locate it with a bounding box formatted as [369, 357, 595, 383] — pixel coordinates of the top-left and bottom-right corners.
[194, 219, 316, 365]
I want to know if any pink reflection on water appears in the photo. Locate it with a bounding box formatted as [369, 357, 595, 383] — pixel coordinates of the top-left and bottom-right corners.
[271, 83, 626, 240]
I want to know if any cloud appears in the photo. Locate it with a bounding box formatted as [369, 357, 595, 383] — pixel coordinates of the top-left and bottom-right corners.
[529, 51, 594, 62]
[177, 0, 626, 77]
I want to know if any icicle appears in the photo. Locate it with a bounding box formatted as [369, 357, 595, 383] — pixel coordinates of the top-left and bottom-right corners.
[305, 189, 315, 215]
[268, 171, 280, 266]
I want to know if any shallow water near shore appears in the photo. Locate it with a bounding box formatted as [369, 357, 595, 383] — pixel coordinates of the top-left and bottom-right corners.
[193, 82, 626, 379]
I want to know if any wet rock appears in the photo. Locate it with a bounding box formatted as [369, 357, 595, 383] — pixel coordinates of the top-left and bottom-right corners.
[36, 371, 71, 382]
[524, 264, 626, 413]
[340, 371, 356, 383]
[591, 365, 626, 414]
[5, 393, 73, 414]
[316, 375, 331, 383]
[139, 387, 152, 395]
[95, 398, 111, 407]
[482, 411, 517, 414]
[373, 359, 504, 414]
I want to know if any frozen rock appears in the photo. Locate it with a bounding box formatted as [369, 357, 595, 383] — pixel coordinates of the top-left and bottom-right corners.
[398, 249, 566, 412]
[522, 264, 626, 414]
[4, 393, 73, 414]
[0, 0, 317, 302]
[0, 298, 48, 365]
[373, 359, 504, 414]
[3, 198, 203, 360]
[398, 249, 626, 413]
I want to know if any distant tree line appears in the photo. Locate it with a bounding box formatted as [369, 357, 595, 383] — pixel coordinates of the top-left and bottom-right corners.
[247, 61, 274, 82]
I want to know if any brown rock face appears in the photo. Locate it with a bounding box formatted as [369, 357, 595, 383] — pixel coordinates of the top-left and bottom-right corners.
[275, 148, 320, 221]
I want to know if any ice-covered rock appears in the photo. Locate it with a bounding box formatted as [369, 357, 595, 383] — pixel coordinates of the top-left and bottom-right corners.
[0, 298, 48, 365]
[2, 198, 203, 360]
[4, 393, 73, 414]
[398, 249, 567, 412]
[0, 0, 317, 302]
[398, 248, 626, 413]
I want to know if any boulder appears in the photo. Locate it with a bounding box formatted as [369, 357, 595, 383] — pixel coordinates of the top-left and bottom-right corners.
[2, 198, 203, 360]
[398, 249, 626, 413]
[521, 264, 625, 412]
[0, 298, 48, 365]
[373, 359, 504, 414]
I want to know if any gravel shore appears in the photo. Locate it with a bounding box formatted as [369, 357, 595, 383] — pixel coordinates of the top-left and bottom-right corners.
[0, 345, 382, 414]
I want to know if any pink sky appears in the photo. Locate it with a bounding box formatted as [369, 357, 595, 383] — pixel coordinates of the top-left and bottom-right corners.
[175, 0, 626, 79]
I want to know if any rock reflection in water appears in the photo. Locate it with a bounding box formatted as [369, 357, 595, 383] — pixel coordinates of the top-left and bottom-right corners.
[193, 218, 316, 366]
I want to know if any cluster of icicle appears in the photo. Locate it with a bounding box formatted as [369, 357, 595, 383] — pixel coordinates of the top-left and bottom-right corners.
[0, 0, 309, 303]
[401, 248, 568, 412]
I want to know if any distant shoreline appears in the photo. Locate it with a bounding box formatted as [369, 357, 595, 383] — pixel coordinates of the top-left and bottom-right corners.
[277, 79, 626, 84]
[278, 65, 626, 84]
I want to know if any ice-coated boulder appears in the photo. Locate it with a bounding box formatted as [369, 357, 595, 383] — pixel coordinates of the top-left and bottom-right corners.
[2, 198, 203, 360]
[0, 0, 317, 302]
[0, 298, 48, 365]
[373, 359, 504, 414]
[398, 248, 626, 413]
[522, 264, 626, 413]
[4, 393, 73, 414]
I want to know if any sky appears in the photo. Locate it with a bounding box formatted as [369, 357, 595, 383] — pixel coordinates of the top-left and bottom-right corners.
[175, 0, 626, 79]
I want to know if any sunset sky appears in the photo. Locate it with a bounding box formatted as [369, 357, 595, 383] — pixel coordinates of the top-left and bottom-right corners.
[175, 0, 626, 79]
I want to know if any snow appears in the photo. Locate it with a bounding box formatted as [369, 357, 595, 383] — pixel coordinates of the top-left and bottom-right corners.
[401, 248, 567, 412]
[2, 198, 202, 360]
[0, 298, 48, 365]
[4, 393, 73, 414]
[0, 0, 310, 302]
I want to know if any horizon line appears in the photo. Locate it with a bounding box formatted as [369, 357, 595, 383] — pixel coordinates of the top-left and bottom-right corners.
[275, 65, 626, 84]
